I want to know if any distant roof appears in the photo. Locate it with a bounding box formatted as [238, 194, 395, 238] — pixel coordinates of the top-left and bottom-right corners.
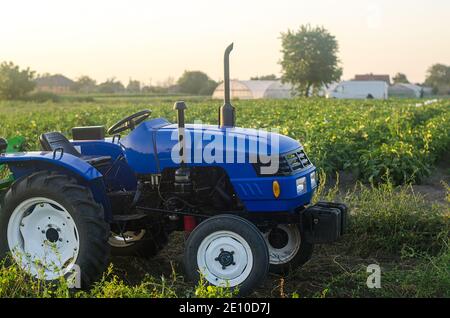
[354, 74, 391, 85]
[395, 83, 422, 91]
[212, 80, 292, 99]
[239, 80, 279, 98]
[35, 74, 74, 87]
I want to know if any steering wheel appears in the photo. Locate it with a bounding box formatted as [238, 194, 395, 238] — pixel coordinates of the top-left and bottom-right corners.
[107, 110, 152, 135]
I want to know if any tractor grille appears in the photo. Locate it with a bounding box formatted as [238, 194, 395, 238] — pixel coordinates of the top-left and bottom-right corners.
[253, 148, 313, 176]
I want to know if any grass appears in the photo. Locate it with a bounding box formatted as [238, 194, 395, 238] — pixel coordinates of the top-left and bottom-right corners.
[0, 176, 448, 298]
[0, 260, 237, 298]
[0, 96, 448, 297]
[264, 174, 450, 298]
[343, 181, 449, 257]
[319, 246, 450, 298]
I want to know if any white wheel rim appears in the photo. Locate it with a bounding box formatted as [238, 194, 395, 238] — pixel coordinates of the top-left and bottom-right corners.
[197, 230, 253, 287]
[264, 224, 301, 265]
[108, 230, 146, 248]
[7, 197, 80, 280]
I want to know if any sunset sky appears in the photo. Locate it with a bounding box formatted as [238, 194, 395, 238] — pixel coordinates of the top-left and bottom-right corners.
[1, 0, 449, 85]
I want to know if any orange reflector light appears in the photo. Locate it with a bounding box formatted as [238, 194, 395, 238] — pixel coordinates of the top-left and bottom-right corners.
[273, 181, 280, 199]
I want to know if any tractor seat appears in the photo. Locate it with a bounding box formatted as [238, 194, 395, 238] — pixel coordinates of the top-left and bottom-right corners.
[39, 132, 111, 168]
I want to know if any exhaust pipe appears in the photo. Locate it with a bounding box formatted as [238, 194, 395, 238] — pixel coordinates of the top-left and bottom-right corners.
[173, 100, 192, 195]
[219, 43, 235, 128]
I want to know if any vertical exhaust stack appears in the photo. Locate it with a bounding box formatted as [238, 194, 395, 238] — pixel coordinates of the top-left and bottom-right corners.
[173, 101, 192, 196]
[219, 43, 235, 128]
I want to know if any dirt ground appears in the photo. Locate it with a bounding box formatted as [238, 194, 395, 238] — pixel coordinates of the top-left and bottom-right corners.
[111, 161, 450, 297]
[330, 159, 450, 206]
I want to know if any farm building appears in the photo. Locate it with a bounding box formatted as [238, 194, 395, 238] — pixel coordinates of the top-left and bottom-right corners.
[212, 80, 292, 99]
[35, 74, 74, 94]
[389, 83, 424, 98]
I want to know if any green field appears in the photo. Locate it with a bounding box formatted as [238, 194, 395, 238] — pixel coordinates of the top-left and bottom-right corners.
[1, 97, 449, 184]
[0, 96, 449, 298]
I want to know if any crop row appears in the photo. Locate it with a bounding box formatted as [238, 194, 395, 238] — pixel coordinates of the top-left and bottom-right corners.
[0, 97, 448, 184]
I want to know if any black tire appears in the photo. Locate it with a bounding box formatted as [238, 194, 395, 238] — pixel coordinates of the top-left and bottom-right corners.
[367, 94, 374, 99]
[184, 214, 269, 296]
[0, 171, 110, 288]
[109, 223, 169, 258]
[264, 224, 313, 275]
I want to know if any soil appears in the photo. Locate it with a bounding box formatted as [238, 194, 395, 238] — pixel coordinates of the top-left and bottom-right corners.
[411, 161, 450, 205]
[327, 159, 450, 206]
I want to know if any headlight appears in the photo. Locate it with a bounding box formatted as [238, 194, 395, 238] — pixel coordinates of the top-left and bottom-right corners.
[311, 171, 317, 188]
[296, 177, 306, 195]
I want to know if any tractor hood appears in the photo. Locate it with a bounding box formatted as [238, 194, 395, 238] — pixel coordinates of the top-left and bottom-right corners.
[119, 119, 304, 175]
[158, 123, 301, 155]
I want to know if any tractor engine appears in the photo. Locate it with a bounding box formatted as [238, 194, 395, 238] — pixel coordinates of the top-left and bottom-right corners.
[157, 167, 241, 214]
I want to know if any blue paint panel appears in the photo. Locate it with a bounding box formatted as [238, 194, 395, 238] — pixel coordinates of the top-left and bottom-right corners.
[232, 166, 317, 212]
[71, 139, 123, 160]
[71, 139, 137, 191]
[0, 151, 102, 180]
[119, 119, 170, 174]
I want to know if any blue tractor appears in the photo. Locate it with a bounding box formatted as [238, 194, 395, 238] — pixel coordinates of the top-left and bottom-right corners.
[0, 44, 347, 295]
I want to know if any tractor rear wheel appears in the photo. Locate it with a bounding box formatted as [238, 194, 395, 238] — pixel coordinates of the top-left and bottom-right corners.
[0, 171, 110, 288]
[183, 214, 269, 296]
[263, 224, 313, 274]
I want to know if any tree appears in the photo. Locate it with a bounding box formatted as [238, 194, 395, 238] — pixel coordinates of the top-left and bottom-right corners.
[250, 74, 278, 80]
[280, 25, 342, 97]
[177, 71, 217, 95]
[424, 64, 450, 95]
[127, 79, 141, 93]
[199, 79, 218, 95]
[97, 78, 125, 94]
[0, 62, 36, 100]
[71, 75, 97, 93]
[392, 73, 410, 84]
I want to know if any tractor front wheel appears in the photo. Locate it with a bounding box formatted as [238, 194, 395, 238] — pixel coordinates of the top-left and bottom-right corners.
[183, 214, 269, 296]
[263, 224, 313, 274]
[0, 171, 110, 288]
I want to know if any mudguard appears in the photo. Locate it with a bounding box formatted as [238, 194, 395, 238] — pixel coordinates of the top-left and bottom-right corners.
[0, 151, 112, 220]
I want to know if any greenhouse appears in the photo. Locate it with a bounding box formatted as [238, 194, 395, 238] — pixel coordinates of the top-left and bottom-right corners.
[389, 83, 423, 98]
[212, 80, 293, 99]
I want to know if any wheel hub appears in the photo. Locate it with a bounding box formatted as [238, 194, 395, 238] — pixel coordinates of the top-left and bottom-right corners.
[263, 224, 301, 265]
[197, 231, 254, 287]
[268, 228, 289, 249]
[215, 249, 235, 268]
[45, 227, 59, 243]
[108, 230, 147, 248]
[7, 197, 80, 280]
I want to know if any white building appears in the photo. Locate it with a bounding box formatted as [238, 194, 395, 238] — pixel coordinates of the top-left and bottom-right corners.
[326, 81, 388, 99]
[212, 80, 293, 100]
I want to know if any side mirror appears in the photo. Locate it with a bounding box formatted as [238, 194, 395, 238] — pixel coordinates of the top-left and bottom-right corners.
[0, 138, 7, 153]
